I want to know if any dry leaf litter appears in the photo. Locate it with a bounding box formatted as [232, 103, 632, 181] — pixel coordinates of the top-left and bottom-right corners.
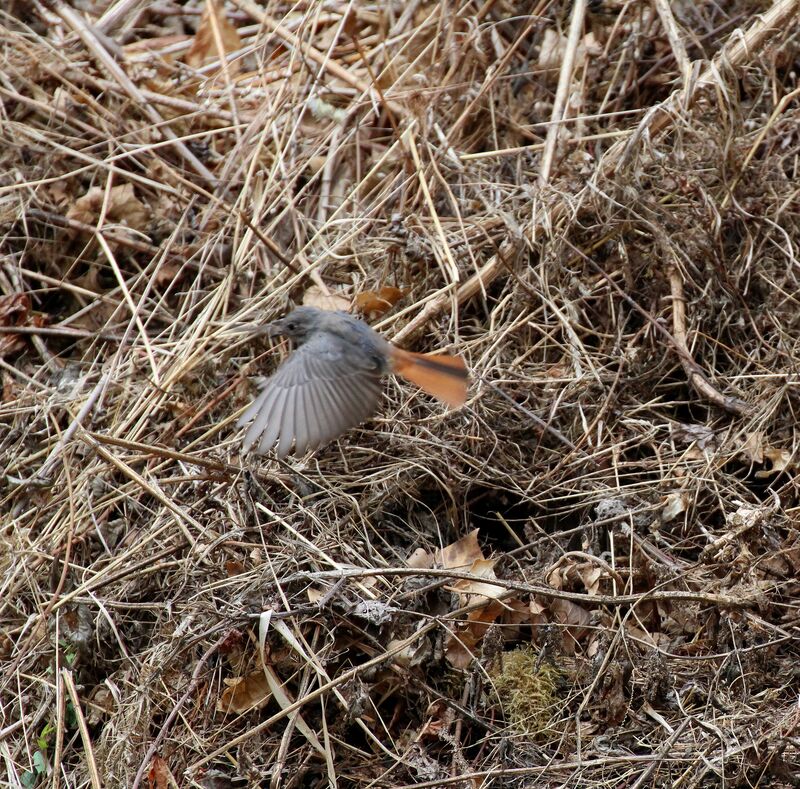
[1, 1, 800, 786]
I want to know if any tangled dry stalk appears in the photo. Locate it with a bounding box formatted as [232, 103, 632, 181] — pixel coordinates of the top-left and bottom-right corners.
[2, 0, 800, 786]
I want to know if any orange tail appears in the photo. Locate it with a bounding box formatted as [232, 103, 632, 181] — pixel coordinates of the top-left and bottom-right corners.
[390, 348, 469, 408]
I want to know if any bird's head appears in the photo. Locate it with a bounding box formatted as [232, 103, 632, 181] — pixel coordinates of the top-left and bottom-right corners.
[266, 306, 323, 343]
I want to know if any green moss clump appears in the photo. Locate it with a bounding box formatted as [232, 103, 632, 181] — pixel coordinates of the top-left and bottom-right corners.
[490, 647, 563, 735]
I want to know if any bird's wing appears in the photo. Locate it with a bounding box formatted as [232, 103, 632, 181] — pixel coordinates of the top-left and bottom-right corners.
[237, 334, 382, 458]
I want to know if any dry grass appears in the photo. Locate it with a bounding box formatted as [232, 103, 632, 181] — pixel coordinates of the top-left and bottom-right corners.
[2, 0, 800, 786]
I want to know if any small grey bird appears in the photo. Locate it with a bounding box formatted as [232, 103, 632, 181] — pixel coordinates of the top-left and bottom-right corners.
[237, 306, 468, 458]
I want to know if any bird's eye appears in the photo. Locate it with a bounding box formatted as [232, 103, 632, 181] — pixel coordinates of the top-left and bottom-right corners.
[285, 322, 296, 331]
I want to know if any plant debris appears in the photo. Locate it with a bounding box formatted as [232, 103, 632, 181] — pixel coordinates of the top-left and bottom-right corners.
[2, 1, 800, 786]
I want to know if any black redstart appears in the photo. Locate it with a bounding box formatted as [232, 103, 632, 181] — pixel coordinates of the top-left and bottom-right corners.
[237, 306, 468, 457]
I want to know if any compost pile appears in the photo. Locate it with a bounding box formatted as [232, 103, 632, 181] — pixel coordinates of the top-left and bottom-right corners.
[2, 0, 800, 786]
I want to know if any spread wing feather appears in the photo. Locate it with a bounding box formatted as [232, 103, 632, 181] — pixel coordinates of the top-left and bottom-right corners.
[256, 388, 289, 455]
[239, 335, 382, 458]
[293, 388, 311, 456]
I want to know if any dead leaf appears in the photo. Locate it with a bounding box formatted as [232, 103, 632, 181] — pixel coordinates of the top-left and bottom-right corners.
[582, 31, 603, 57]
[737, 431, 764, 464]
[544, 362, 569, 380]
[785, 543, 800, 574]
[529, 598, 548, 628]
[185, 0, 242, 72]
[736, 432, 795, 476]
[682, 446, 708, 461]
[302, 284, 351, 312]
[224, 560, 244, 576]
[218, 672, 271, 714]
[538, 29, 565, 70]
[549, 598, 592, 653]
[531, 569, 599, 653]
[407, 547, 433, 569]
[591, 659, 628, 726]
[416, 701, 453, 740]
[449, 557, 505, 602]
[124, 34, 189, 58]
[661, 491, 689, 523]
[580, 565, 604, 596]
[408, 531, 524, 667]
[439, 532, 505, 604]
[499, 597, 531, 642]
[353, 600, 395, 626]
[755, 446, 795, 478]
[355, 286, 406, 317]
[307, 587, 326, 604]
[725, 503, 766, 531]
[305, 155, 328, 175]
[625, 623, 667, 649]
[147, 755, 171, 789]
[0, 293, 30, 323]
[66, 184, 149, 232]
[86, 684, 117, 726]
[758, 552, 790, 578]
[436, 531, 511, 666]
[445, 600, 506, 668]
[504, 597, 531, 626]
[216, 629, 245, 657]
[437, 529, 483, 570]
[153, 262, 184, 290]
[546, 557, 606, 596]
[672, 422, 717, 451]
[537, 31, 602, 76]
[549, 598, 592, 631]
[389, 636, 432, 669]
[0, 293, 34, 358]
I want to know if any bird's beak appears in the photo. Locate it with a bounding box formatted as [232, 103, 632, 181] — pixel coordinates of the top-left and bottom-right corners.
[223, 322, 280, 339]
[262, 320, 283, 338]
